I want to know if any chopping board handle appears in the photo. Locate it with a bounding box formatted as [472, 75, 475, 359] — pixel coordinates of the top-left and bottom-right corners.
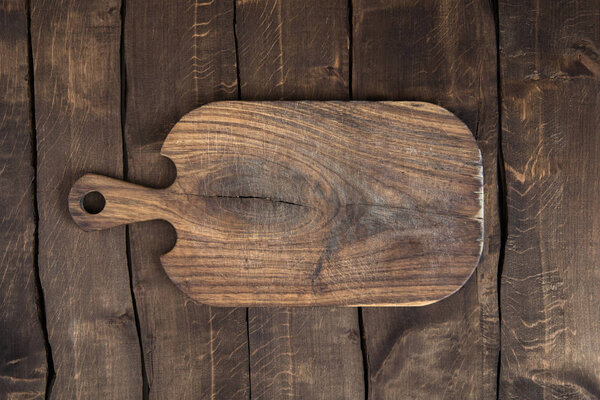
[68, 174, 171, 231]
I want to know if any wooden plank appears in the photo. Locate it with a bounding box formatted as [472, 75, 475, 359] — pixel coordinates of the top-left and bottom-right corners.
[123, 0, 249, 398]
[499, 1, 600, 398]
[235, 1, 364, 398]
[247, 308, 362, 400]
[352, 0, 500, 398]
[0, 1, 47, 397]
[31, 0, 142, 397]
[70, 101, 484, 307]
[236, 0, 350, 100]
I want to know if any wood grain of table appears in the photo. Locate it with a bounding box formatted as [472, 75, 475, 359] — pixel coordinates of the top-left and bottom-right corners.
[1, 0, 598, 399]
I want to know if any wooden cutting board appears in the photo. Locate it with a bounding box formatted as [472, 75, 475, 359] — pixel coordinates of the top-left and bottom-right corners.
[69, 101, 483, 307]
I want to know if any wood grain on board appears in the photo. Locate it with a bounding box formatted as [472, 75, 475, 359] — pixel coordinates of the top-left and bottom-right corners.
[235, 1, 364, 398]
[70, 101, 483, 307]
[0, 1, 47, 397]
[31, 0, 142, 397]
[123, 0, 249, 398]
[499, 1, 600, 398]
[352, 0, 500, 398]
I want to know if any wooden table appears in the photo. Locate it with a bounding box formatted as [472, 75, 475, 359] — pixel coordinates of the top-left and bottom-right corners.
[1, 1, 598, 399]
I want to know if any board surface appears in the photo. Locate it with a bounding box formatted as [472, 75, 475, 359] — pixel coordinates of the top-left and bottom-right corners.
[32, 0, 143, 398]
[69, 101, 483, 306]
[499, 1, 600, 397]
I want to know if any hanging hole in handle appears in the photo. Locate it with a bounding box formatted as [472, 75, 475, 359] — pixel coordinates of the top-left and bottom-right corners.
[81, 191, 106, 214]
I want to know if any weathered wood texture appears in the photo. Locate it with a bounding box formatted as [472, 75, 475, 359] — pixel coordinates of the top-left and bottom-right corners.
[123, 0, 249, 397]
[352, 0, 500, 398]
[499, 1, 600, 398]
[236, 0, 350, 100]
[31, 0, 142, 397]
[0, 1, 47, 397]
[235, 1, 363, 398]
[70, 101, 483, 307]
[247, 308, 362, 400]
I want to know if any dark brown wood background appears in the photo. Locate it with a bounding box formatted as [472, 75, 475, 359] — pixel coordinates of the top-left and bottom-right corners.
[1, 0, 598, 398]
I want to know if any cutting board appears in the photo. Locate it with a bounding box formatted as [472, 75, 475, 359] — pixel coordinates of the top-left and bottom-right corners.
[69, 101, 483, 307]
